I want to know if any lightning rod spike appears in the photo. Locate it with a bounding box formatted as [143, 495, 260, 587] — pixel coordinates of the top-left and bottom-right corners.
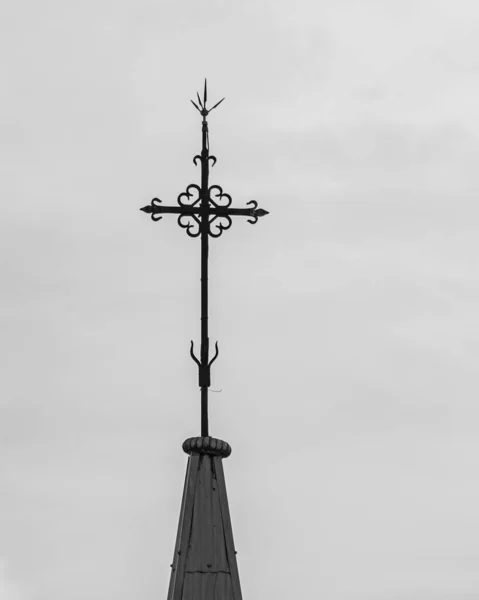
[209, 97, 225, 112]
[190, 99, 202, 112]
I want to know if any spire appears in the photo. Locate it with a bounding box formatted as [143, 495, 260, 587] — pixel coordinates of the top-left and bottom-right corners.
[167, 438, 242, 600]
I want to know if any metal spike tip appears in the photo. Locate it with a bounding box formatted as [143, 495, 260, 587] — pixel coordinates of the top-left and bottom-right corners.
[196, 92, 203, 108]
[204, 78, 207, 105]
[209, 97, 225, 112]
[190, 99, 201, 112]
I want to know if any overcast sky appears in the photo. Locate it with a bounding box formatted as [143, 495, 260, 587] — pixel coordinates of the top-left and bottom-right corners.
[1, 1, 479, 599]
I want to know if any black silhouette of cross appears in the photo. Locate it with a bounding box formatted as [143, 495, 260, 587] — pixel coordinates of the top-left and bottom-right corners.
[140, 80, 268, 437]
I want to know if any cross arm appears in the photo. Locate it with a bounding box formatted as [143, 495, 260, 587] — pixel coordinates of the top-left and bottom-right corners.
[140, 198, 269, 224]
[140, 201, 192, 217]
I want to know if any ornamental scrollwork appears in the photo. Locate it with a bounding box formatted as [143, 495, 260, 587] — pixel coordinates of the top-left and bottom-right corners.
[178, 213, 201, 238]
[208, 214, 232, 238]
[246, 200, 263, 225]
[178, 184, 202, 208]
[177, 184, 202, 237]
[193, 155, 217, 167]
[149, 198, 163, 221]
[208, 185, 232, 209]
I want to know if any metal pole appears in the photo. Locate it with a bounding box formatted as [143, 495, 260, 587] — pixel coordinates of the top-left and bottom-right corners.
[200, 116, 209, 437]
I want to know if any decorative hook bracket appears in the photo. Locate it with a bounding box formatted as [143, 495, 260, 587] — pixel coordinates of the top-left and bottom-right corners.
[190, 340, 219, 387]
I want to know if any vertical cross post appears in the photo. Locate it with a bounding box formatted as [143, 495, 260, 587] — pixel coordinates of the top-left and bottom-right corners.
[200, 112, 210, 436]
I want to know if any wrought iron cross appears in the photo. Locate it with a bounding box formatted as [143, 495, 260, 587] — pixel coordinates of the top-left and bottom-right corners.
[140, 80, 268, 437]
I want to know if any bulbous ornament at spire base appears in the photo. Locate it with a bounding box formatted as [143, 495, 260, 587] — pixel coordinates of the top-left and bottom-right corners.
[182, 436, 232, 458]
